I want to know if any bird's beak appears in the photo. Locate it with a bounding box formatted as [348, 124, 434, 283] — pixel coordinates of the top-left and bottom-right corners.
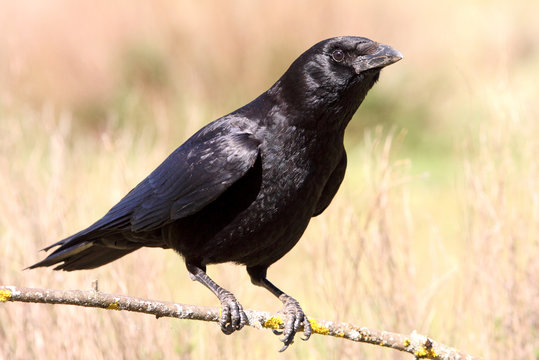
[353, 43, 403, 74]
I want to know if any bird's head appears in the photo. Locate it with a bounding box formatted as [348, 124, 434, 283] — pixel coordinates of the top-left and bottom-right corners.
[272, 36, 402, 127]
[318, 36, 402, 85]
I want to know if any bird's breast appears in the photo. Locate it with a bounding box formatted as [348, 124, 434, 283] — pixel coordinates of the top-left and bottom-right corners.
[174, 124, 345, 267]
[258, 126, 343, 213]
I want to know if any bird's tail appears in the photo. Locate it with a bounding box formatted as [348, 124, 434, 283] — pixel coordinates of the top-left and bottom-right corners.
[27, 233, 141, 271]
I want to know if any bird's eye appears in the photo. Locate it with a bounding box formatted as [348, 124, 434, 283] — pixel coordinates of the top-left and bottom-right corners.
[332, 50, 344, 62]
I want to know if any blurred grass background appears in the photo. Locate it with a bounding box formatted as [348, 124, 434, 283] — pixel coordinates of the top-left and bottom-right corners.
[0, 0, 538, 359]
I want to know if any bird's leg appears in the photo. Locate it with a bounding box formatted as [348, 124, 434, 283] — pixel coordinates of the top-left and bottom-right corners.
[186, 262, 247, 335]
[247, 266, 312, 352]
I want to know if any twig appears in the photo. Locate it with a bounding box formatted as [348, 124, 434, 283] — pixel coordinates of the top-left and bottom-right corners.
[0, 285, 482, 359]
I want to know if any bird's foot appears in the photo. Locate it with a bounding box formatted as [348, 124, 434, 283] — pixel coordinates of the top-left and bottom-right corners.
[217, 289, 248, 335]
[275, 294, 312, 352]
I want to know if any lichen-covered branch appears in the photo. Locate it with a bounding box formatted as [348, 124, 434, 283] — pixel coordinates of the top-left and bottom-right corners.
[0, 285, 482, 359]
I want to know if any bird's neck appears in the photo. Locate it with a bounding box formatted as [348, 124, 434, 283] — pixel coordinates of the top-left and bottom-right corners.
[262, 79, 366, 135]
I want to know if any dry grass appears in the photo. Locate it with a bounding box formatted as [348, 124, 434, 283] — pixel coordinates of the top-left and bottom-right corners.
[1, 0, 538, 359]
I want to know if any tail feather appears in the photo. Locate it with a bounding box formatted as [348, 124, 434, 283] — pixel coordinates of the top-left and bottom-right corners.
[28, 234, 141, 271]
[53, 245, 140, 271]
[29, 241, 94, 268]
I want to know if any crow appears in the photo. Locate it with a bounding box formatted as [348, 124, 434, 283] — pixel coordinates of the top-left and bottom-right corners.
[30, 36, 402, 351]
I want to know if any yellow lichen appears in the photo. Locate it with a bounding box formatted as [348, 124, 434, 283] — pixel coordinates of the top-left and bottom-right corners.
[379, 341, 386, 346]
[106, 301, 120, 310]
[336, 331, 345, 337]
[308, 318, 330, 335]
[0, 289, 11, 302]
[414, 346, 438, 358]
[403, 338, 411, 347]
[263, 316, 284, 329]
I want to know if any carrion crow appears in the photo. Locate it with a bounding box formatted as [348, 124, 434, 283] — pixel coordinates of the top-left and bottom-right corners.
[30, 36, 402, 351]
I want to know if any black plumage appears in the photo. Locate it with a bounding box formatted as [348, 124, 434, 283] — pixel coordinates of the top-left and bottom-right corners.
[30, 36, 402, 350]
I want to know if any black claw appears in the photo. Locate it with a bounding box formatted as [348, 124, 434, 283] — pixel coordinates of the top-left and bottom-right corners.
[302, 318, 312, 341]
[221, 324, 234, 335]
[278, 331, 295, 352]
[278, 343, 291, 353]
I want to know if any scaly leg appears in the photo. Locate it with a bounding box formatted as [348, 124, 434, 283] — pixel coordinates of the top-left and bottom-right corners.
[187, 262, 247, 334]
[247, 266, 312, 352]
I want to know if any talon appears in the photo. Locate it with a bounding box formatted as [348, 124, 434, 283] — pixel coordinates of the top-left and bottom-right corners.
[221, 324, 234, 335]
[217, 290, 247, 335]
[302, 319, 312, 341]
[274, 294, 309, 351]
[279, 333, 295, 352]
[245, 270, 312, 352]
[278, 343, 291, 352]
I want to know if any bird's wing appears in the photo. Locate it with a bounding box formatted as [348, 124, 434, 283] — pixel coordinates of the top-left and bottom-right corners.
[312, 152, 346, 217]
[73, 121, 261, 236]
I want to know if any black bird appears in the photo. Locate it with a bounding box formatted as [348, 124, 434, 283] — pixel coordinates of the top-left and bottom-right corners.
[30, 36, 402, 351]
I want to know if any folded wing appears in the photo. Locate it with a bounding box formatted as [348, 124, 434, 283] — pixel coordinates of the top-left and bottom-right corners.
[29, 120, 261, 270]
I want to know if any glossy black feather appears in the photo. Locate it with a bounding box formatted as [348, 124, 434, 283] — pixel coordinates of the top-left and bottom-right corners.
[30, 36, 402, 276]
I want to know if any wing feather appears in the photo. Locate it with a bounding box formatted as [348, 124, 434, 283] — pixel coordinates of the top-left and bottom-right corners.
[100, 122, 261, 233]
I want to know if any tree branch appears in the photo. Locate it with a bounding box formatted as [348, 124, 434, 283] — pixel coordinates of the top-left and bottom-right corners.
[0, 285, 482, 359]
